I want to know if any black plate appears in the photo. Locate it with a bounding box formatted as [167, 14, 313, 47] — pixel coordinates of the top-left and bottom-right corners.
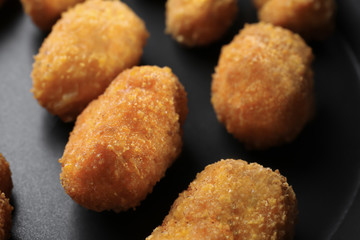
[1, 0, 359, 239]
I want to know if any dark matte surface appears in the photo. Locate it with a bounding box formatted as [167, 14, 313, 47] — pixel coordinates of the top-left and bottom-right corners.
[0, 0, 359, 239]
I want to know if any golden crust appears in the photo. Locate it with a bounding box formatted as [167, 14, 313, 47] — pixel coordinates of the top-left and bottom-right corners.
[165, 0, 238, 47]
[20, 0, 85, 31]
[0, 193, 12, 240]
[60, 66, 188, 212]
[31, 0, 149, 122]
[211, 23, 314, 149]
[253, 0, 336, 40]
[147, 159, 298, 240]
[0, 154, 12, 198]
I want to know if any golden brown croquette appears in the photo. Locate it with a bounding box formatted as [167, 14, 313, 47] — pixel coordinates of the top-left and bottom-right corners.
[147, 159, 298, 240]
[211, 22, 314, 149]
[31, 0, 149, 122]
[60, 66, 188, 212]
[253, 0, 336, 40]
[21, 0, 85, 31]
[165, 0, 238, 46]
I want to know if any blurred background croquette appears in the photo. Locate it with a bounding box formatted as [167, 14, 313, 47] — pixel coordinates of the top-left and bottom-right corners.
[166, 0, 238, 47]
[147, 159, 298, 240]
[31, 0, 149, 122]
[253, 0, 336, 40]
[211, 23, 315, 149]
[60, 66, 188, 212]
[21, 0, 85, 31]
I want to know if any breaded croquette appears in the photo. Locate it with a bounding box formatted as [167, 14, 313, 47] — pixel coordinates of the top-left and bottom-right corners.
[211, 23, 314, 149]
[253, 0, 336, 40]
[165, 0, 238, 47]
[147, 159, 298, 240]
[21, 0, 85, 31]
[0, 154, 12, 198]
[0, 193, 12, 240]
[60, 66, 188, 212]
[31, 0, 149, 122]
[0, 154, 13, 240]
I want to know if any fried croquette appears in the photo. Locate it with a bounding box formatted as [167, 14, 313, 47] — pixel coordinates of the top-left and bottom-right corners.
[0, 154, 13, 240]
[253, 0, 336, 40]
[147, 159, 298, 240]
[0, 154, 12, 198]
[0, 193, 12, 240]
[211, 23, 314, 149]
[165, 0, 238, 47]
[21, 0, 85, 31]
[31, 0, 149, 122]
[60, 66, 188, 212]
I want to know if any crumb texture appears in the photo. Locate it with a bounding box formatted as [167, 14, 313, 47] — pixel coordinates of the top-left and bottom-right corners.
[147, 159, 297, 240]
[211, 22, 314, 149]
[60, 66, 188, 212]
[31, 0, 149, 122]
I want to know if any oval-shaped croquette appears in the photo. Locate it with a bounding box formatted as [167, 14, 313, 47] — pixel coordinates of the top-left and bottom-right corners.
[60, 66, 188, 212]
[253, 0, 336, 40]
[211, 23, 314, 149]
[165, 0, 238, 47]
[147, 159, 297, 240]
[0, 193, 12, 240]
[0, 154, 12, 198]
[31, 0, 149, 122]
[20, 0, 85, 31]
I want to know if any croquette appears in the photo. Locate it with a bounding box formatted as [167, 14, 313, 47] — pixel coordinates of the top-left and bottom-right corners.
[211, 22, 314, 149]
[0, 193, 12, 240]
[0, 154, 13, 240]
[146, 159, 298, 240]
[60, 66, 188, 212]
[165, 0, 238, 47]
[0, 154, 12, 198]
[31, 0, 149, 122]
[21, 0, 85, 31]
[253, 0, 336, 40]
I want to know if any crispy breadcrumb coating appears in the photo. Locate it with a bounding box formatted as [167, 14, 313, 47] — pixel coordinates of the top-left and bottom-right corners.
[0, 154, 12, 198]
[147, 159, 297, 240]
[0, 193, 12, 240]
[211, 23, 314, 149]
[20, 0, 85, 31]
[165, 0, 238, 47]
[253, 0, 336, 40]
[31, 0, 149, 122]
[60, 66, 188, 212]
